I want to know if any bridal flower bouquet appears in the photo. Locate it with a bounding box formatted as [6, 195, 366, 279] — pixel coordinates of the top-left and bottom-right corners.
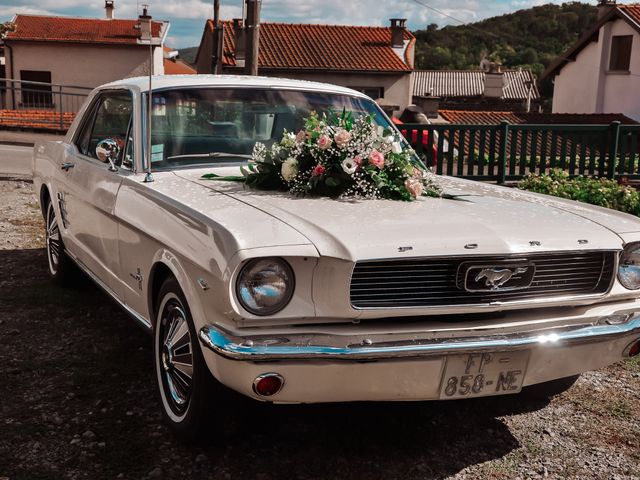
[202, 110, 440, 201]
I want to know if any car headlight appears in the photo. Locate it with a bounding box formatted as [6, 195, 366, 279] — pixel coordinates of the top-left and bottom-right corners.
[618, 243, 640, 290]
[236, 258, 295, 316]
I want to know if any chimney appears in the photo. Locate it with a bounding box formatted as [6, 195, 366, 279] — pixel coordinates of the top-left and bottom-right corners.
[233, 18, 246, 68]
[483, 62, 504, 98]
[597, 0, 616, 19]
[105, 0, 114, 19]
[417, 96, 441, 119]
[390, 18, 406, 48]
[138, 5, 152, 42]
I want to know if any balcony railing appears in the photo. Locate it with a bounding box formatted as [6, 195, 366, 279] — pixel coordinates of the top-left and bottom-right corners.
[0, 78, 91, 130]
[400, 121, 640, 183]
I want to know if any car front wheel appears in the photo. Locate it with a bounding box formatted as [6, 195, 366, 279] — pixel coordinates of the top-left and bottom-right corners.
[45, 200, 74, 284]
[154, 276, 215, 443]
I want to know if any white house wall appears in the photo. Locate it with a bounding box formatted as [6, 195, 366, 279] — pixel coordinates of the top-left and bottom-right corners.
[552, 41, 600, 114]
[602, 20, 640, 120]
[271, 72, 412, 112]
[552, 18, 640, 120]
[5, 42, 164, 93]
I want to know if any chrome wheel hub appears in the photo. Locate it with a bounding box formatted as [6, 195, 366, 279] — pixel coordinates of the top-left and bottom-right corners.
[159, 302, 194, 411]
[46, 204, 61, 275]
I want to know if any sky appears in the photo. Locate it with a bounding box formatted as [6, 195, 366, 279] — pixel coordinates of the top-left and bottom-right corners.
[0, 0, 599, 49]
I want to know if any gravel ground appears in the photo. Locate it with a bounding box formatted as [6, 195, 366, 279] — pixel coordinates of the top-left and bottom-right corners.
[0, 176, 639, 480]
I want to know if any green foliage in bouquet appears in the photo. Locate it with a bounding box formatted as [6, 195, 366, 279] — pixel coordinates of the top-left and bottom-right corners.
[202, 110, 441, 201]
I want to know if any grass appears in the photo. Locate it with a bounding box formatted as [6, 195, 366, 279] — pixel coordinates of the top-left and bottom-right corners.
[609, 400, 632, 419]
[625, 356, 640, 371]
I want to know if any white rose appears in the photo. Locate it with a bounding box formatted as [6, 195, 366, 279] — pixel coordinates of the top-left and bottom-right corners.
[376, 125, 385, 137]
[341, 158, 357, 175]
[281, 158, 299, 182]
[391, 142, 403, 154]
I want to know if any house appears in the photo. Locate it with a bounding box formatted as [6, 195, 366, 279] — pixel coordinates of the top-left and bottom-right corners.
[411, 67, 540, 114]
[195, 19, 415, 111]
[1, 2, 169, 110]
[541, 0, 640, 121]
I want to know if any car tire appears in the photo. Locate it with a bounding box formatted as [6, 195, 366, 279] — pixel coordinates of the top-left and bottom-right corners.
[154, 276, 217, 444]
[520, 374, 580, 400]
[44, 200, 75, 285]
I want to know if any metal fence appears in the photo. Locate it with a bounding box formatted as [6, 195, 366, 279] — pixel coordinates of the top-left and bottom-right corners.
[0, 78, 91, 130]
[400, 122, 640, 183]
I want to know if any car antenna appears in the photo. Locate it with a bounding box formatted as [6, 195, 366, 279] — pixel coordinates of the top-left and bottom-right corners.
[139, 4, 154, 183]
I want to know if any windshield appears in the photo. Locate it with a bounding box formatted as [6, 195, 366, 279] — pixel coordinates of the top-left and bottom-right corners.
[146, 88, 394, 169]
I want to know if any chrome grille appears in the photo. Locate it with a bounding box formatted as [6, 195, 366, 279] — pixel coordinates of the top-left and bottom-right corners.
[350, 251, 615, 309]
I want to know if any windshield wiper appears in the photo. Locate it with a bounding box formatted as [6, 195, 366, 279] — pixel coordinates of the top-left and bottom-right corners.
[166, 152, 252, 161]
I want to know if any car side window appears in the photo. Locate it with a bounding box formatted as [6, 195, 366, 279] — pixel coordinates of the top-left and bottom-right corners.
[76, 91, 133, 165]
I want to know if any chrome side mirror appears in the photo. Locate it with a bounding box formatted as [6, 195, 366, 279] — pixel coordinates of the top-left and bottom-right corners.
[96, 138, 120, 172]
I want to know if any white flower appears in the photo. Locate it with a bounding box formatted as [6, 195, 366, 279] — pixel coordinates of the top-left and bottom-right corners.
[251, 143, 266, 162]
[376, 125, 385, 137]
[281, 158, 299, 182]
[281, 132, 296, 148]
[391, 142, 403, 154]
[384, 135, 395, 145]
[341, 158, 358, 175]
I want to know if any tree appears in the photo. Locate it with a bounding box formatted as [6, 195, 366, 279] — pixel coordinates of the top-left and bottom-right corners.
[0, 22, 16, 39]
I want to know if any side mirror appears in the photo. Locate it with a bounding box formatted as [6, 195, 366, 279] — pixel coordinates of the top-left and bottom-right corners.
[96, 138, 120, 172]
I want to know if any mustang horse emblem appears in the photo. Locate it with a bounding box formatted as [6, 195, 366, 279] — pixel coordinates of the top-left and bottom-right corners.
[475, 267, 528, 290]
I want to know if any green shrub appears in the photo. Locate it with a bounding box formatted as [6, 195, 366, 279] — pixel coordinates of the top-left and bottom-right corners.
[517, 170, 640, 216]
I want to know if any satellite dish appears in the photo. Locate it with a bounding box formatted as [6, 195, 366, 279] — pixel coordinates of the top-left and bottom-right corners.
[480, 58, 492, 73]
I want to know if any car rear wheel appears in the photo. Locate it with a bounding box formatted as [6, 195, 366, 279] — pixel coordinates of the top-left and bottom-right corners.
[154, 276, 216, 443]
[45, 200, 75, 284]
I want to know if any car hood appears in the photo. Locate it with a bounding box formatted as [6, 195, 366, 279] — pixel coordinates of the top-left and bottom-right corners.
[175, 168, 635, 261]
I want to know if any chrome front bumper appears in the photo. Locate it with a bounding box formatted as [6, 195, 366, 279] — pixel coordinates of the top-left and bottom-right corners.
[199, 315, 640, 362]
[198, 314, 640, 403]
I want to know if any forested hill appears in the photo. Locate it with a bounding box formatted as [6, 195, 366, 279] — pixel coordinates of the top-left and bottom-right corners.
[413, 2, 598, 77]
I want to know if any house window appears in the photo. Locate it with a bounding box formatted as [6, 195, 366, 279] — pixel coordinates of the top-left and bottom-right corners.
[20, 70, 53, 107]
[352, 87, 384, 100]
[609, 35, 633, 72]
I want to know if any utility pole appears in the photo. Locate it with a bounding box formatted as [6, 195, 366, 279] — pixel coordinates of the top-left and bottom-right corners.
[212, 0, 224, 74]
[245, 0, 261, 76]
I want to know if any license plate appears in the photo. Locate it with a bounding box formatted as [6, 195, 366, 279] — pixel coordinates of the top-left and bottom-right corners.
[439, 351, 530, 399]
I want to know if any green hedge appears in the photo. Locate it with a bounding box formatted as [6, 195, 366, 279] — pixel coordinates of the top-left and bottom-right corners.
[517, 170, 640, 216]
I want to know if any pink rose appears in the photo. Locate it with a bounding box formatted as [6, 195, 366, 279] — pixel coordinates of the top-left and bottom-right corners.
[295, 130, 307, 143]
[405, 178, 424, 198]
[353, 155, 363, 166]
[317, 134, 332, 150]
[334, 129, 352, 149]
[368, 150, 385, 169]
[312, 164, 326, 176]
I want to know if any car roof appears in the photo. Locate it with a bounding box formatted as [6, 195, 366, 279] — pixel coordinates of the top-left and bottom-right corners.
[100, 74, 368, 98]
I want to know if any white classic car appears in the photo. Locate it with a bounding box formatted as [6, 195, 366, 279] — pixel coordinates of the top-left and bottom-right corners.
[33, 75, 640, 441]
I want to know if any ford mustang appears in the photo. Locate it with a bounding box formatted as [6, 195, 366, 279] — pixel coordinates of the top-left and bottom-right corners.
[32, 75, 640, 442]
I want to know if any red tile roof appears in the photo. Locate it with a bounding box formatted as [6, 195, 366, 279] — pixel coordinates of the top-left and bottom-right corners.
[439, 110, 638, 125]
[212, 20, 414, 72]
[619, 4, 640, 24]
[0, 109, 74, 131]
[163, 46, 196, 74]
[163, 58, 196, 74]
[6, 14, 164, 45]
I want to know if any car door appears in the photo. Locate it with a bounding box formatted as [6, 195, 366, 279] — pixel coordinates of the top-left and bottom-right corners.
[60, 90, 134, 298]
